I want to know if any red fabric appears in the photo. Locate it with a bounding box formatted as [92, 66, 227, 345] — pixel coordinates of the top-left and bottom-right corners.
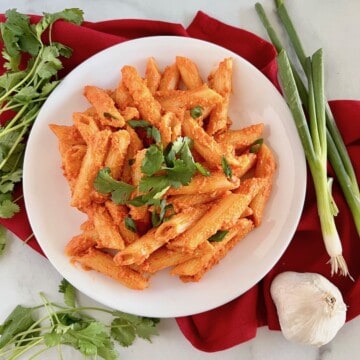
[0, 10, 359, 353]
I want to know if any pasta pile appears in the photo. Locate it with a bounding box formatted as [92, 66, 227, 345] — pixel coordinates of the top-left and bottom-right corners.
[50, 56, 276, 290]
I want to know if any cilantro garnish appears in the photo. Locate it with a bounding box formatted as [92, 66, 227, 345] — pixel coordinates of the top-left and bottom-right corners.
[0, 8, 84, 221]
[0, 279, 159, 359]
[127, 119, 161, 143]
[94, 136, 209, 228]
[94, 167, 135, 204]
[124, 216, 137, 233]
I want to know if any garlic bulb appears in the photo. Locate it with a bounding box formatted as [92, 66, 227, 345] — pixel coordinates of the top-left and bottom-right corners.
[270, 271, 347, 346]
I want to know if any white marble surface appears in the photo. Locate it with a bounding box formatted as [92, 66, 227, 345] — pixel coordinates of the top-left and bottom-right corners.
[0, 1, 360, 359]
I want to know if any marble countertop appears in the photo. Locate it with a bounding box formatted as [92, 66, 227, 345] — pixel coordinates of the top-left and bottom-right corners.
[0, 1, 359, 359]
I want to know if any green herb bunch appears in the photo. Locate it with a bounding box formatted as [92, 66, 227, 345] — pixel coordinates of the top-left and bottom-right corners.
[0, 8, 84, 219]
[0, 279, 159, 359]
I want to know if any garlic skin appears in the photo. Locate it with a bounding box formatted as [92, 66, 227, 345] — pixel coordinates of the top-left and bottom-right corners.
[270, 271, 347, 347]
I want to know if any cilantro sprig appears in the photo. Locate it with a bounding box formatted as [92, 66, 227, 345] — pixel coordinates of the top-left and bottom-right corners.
[0, 279, 159, 359]
[0, 8, 84, 219]
[94, 136, 209, 228]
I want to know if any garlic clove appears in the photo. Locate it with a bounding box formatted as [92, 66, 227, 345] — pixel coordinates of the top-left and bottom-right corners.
[270, 271, 347, 347]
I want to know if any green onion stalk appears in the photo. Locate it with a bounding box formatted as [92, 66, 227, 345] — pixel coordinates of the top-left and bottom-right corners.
[255, 1, 359, 276]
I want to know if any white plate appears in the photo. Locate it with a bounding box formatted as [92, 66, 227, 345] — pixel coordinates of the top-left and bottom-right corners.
[23, 36, 306, 318]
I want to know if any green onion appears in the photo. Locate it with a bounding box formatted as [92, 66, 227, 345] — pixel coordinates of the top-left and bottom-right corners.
[255, 1, 360, 277]
[256, 1, 360, 237]
[190, 106, 203, 119]
[208, 230, 229, 242]
[249, 138, 264, 153]
[277, 49, 349, 277]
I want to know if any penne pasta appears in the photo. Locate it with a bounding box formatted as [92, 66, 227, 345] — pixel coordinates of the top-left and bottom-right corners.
[114, 206, 207, 266]
[105, 130, 130, 180]
[52, 55, 276, 290]
[72, 247, 148, 290]
[159, 63, 180, 91]
[71, 129, 111, 210]
[83, 85, 125, 128]
[88, 203, 125, 250]
[166, 171, 239, 196]
[177, 218, 254, 282]
[207, 57, 233, 135]
[176, 56, 203, 89]
[72, 112, 99, 144]
[145, 57, 162, 94]
[250, 144, 276, 226]
[121, 65, 162, 126]
[155, 84, 222, 113]
[216, 123, 265, 153]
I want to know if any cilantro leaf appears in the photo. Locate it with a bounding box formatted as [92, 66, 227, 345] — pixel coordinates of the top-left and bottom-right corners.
[35, 8, 84, 37]
[110, 318, 136, 347]
[110, 311, 159, 347]
[124, 216, 137, 233]
[0, 279, 160, 359]
[141, 144, 164, 176]
[138, 175, 173, 194]
[0, 305, 35, 349]
[64, 322, 109, 356]
[127, 119, 162, 143]
[94, 167, 135, 204]
[58, 278, 76, 308]
[0, 199, 20, 218]
[0, 8, 84, 222]
[135, 317, 160, 341]
[0, 72, 26, 92]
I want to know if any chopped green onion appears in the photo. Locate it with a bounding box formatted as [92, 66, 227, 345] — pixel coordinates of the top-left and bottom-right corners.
[249, 138, 264, 153]
[190, 106, 203, 119]
[208, 230, 229, 242]
[221, 156, 232, 178]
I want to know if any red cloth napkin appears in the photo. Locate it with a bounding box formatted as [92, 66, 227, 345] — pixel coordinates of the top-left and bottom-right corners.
[0, 11, 359, 353]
